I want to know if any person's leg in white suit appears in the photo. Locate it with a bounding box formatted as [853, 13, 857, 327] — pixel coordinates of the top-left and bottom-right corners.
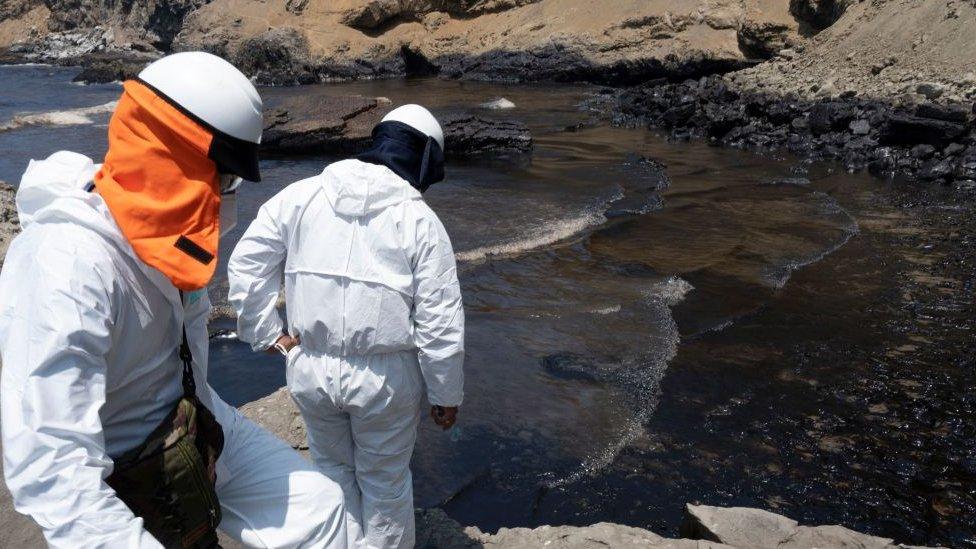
[213, 401, 348, 548]
[290, 350, 423, 549]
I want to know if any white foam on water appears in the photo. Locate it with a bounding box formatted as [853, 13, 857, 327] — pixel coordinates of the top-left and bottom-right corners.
[645, 275, 695, 306]
[212, 331, 239, 341]
[545, 277, 690, 488]
[456, 190, 624, 263]
[0, 101, 118, 132]
[589, 305, 622, 315]
[761, 193, 860, 289]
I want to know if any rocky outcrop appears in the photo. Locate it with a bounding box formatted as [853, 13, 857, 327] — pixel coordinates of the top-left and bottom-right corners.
[71, 52, 149, 83]
[598, 1, 976, 187]
[610, 72, 975, 185]
[175, 1, 805, 84]
[44, 0, 210, 50]
[441, 113, 532, 155]
[262, 94, 391, 155]
[0, 182, 20, 270]
[0, 0, 808, 85]
[261, 92, 532, 156]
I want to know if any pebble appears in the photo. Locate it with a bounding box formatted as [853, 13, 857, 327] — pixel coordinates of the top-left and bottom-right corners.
[917, 82, 946, 100]
[849, 119, 871, 135]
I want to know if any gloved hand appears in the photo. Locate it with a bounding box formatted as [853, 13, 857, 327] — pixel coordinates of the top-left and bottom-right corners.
[268, 334, 300, 355]
[431, 406, 458, 430]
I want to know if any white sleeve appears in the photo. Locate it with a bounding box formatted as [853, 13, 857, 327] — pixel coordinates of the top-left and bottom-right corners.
[411, 211, 465, 407]
[228, 198, 287, 351]
[0, 242, 163, 549]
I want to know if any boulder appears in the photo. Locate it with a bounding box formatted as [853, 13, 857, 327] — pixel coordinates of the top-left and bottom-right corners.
[261, 94, 390, 156]
[878, 114, 968, 147]
[955, 149, 976, 180]
[789, 0, 855, 31]
[681, 504, 798, 548]
[808, 102, 856, 135]
[70, 54, 151, 84]
[850, 119, 871, 135]
[441, 113, 533, 155]
[915, 103, 971, 124]
[915, 82, 945, 101]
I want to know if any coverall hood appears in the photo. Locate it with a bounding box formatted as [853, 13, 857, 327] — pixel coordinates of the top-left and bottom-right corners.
[95, 80, 224, 291]
[321, 159, 423, 218]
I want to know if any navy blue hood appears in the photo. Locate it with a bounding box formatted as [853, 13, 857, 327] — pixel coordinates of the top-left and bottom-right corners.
[354, 121, 445, 193]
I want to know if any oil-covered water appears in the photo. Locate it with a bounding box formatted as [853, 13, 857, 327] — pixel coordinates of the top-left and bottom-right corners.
[1, 65, 971, 547]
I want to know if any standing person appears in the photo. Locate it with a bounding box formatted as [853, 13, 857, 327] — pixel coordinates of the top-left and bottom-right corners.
[0, 52, 347, 548]
[228, 105, 464, 548]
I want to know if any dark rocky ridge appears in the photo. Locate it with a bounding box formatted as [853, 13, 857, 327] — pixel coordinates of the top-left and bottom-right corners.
[262, 93, 532, 157]
[610, 76, 976, 187]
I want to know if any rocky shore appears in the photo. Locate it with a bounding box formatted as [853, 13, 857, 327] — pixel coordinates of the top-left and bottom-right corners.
[262, 92, 532, 157]
[237, 388, 942, 549]
[599, 0, 976, 187]
[608, 76, 976, 186]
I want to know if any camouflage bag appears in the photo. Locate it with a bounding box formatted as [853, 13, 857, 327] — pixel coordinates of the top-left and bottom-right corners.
[106, 325, 225, 548]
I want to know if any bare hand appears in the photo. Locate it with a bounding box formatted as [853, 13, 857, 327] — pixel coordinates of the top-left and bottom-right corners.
[431, 406, 458, 430]
[267, 334, 300, 355]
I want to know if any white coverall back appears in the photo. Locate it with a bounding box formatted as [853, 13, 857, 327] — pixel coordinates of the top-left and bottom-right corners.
[0, 152, 347, 548]
[228, 159, 465, 549]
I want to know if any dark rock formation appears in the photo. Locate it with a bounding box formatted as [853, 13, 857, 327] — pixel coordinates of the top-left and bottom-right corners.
[612, 76, 976, 186]
[262, 94, 389, 156]
[441, 113, 532, 155]
[878, 114, 968, 147]
[789, 0, 855, 32]
[262, 93, 532, 157]
[231, 28, 317, 86]
[43, 0, 210, 50]
[71, 53, 148, 83]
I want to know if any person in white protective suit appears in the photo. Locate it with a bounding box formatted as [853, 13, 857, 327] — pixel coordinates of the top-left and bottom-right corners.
[228, 104, 464, 549]
[0, 52, 346, 548]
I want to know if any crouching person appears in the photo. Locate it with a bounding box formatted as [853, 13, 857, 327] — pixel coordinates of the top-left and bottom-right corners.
[0, 52, 346, 548]
[228, 105, 465, 548]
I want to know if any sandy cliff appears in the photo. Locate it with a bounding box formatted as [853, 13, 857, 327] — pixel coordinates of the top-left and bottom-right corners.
[731, 0, 976, 104]
[0, 1, 810, 84]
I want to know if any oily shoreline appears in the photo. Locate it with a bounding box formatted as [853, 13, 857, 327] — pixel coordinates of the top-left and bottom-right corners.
[604, 76, 976, 188]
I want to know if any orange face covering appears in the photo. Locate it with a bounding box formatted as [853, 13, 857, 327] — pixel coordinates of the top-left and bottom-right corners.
[95, 80, 222, 291]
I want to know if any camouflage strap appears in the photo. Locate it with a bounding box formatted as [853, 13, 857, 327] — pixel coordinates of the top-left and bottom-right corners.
[106, 304, 224, 548]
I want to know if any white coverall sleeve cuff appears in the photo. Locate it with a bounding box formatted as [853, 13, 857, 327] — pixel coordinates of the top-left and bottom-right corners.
[420, 354, 464, 407]
[251, 318, 285, 352]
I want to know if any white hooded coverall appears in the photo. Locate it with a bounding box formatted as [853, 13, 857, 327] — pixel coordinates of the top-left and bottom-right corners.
[0, 151, 347, 548]
[228, 159, 465, 549]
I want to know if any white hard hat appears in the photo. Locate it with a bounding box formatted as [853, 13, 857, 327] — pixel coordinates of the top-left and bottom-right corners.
[139, 51, 264, 180]
[382, 104, 444, 150]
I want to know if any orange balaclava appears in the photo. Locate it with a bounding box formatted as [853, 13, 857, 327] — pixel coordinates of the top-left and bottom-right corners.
[95, 80, 223, 291]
